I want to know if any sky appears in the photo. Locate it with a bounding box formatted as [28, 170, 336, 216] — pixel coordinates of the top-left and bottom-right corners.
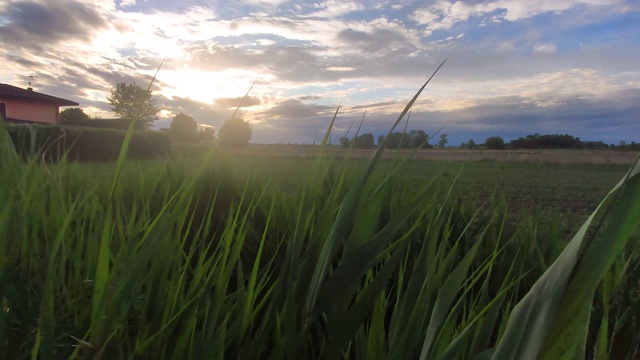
[1, 0, 639, 145]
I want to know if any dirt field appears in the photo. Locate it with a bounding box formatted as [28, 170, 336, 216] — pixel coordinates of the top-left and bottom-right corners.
[233, 145, 640, 165]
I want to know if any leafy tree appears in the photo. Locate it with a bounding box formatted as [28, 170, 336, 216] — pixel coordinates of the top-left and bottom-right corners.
[384, 132, 408, 149]
[339, 136, 351, 148]
[467, 139, 475, 149]
[408, 129, 429, 148]
[107, 82, 158, 129]
[354, 133, 375, 148]
[218, 117, 252, 147]
[437, 134, 448, 148]
[196, 127, 216, 143]
[377, 135, 385, 147]
[485, 136, 505, 150]
[60, 107, 91, 124]
[170, 113, 198, 142]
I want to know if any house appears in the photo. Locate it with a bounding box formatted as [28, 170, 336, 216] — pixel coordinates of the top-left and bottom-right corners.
[0, 83, 79, 125]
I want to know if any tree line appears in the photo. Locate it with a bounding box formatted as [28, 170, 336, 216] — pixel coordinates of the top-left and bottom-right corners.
[339, 132, 638, 151]
[60, 82, 636, 150]
[340, 130, 451, 149]
[59, 82, 253, 147]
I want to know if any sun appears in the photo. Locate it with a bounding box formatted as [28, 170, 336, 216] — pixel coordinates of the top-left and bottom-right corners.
[155, 68, 267, 106]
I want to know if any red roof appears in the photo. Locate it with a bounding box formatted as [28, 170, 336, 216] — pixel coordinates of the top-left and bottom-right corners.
[0, 83, 79, 106]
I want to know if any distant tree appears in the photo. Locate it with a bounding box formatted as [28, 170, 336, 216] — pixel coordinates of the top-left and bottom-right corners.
[60, 107, 91, 124]
[384, 132, 409, 149]
[339, 136, 351, 148]
[354, 133, 375, 148]
[510, 133, 581, 149]
[460, 142, 467, 148]
[408, 129, 429, 148]
[467, 139, 475, 149]
[485, 136, 505, 150]
[437, 134, 448, 148]
[170, 113, 198, 141]
[377, 135, 385, 147]
[107, 82, 158, 129]
[196, 127, 216, 143]
[218, 117, 252, 147]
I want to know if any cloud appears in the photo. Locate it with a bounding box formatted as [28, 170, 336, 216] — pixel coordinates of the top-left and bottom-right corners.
[119, 0, 136, 8]
[410, 0, 626, 30]
[0, 0, 108, 48]
[534, 43, 558, 53]
[214, 96, 262, 109]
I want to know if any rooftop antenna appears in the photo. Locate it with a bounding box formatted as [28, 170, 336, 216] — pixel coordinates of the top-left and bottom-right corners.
[28, 74, 37, 90]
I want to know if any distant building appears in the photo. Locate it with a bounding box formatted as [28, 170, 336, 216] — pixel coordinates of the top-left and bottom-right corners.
[0, 83, 79, 125]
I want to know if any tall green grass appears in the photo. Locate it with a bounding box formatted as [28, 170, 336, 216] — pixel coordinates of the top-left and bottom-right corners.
[1, 64, 639, 359]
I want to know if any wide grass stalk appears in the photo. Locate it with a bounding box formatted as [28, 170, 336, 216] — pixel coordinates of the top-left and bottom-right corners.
[493, 156, 640, 359]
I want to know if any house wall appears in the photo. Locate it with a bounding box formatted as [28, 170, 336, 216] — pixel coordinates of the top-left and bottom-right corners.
[0, 98, 59, 124]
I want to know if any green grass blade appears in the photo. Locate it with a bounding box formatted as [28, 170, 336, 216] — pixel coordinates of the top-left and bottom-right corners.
[492, 156, 640, 360]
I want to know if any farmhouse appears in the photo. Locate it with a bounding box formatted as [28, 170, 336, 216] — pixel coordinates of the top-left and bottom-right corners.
[0, 83, 79, 125]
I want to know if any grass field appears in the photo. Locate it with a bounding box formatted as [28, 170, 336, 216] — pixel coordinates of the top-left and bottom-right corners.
[2, 80, 640, 358]
[3, 137, 637, 358]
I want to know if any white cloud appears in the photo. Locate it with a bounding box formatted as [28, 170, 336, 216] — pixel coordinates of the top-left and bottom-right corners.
[534, 43, 558, 53]
[119, 0, 136, 7]
[411, 0, 625, 30]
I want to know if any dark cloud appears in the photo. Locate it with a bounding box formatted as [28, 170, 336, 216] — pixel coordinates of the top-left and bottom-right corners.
[249, 88, 640, 145]
[0, 1, 108, 49]
[336, 27, 416, 54]
[257, 99, 336, 120]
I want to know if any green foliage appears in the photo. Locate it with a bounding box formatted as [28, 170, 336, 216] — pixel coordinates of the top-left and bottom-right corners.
[59, 108, 90, 124]
[510, 133, 582, 149]
[6, 124, 170, 162]
[2, 61, 640, 359]
[340, 133, 375, 148]
[169, 113, 198, 142]
[437, 133, 448, 148]
[408, 129, 429, 148]
[468, 139, 476, 149]
[485, 136, 505, 150]
[218, 117, 252, 147]
[107, 82, 159, 129]
[196, 127, 215, 143]
[378, 129, 431, 149]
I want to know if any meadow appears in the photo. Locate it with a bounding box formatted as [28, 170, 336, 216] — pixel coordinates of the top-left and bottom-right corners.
[2, 74, 640, 359]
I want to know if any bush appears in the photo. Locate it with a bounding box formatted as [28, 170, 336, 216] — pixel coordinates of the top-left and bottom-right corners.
[219, 117, 252, 147]
[484, 136, 505, 150]
[6, 124, 170, 162]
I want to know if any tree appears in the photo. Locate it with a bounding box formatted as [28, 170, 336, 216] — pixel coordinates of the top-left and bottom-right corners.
[384, 132, 408, 149]
[467, 139, 475, 149]
[339, 136, 351, 148]
[218, 117, 252, 147]
[408, 130, 429, 148]
[107, 82, 158, 129]
[196, 127, 216, 143]
[170, 113, 198, 141]
[437, 134, 448, 148]
[60, 107, 90, 124]
[485, 136, 505, 150]
[377, 135, 385, 147]
[354, 133, 375, 148]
